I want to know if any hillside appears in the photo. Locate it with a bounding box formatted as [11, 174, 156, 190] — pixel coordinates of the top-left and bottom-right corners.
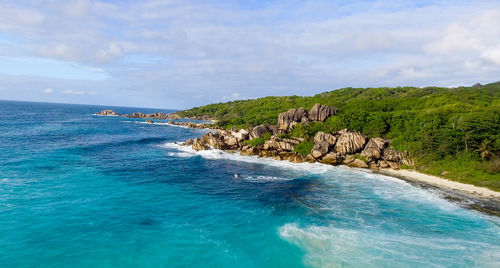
[178, 82, 500, 190]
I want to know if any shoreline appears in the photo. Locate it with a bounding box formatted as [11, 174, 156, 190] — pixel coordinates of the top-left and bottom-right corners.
[101, 109, 500, 216]
[374, 169, 500, 201]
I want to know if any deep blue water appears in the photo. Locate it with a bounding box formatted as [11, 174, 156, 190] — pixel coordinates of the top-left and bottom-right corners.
[0, 100, 499, 267]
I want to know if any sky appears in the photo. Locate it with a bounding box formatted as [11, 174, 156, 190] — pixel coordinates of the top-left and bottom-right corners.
[0, 0, 499, 109]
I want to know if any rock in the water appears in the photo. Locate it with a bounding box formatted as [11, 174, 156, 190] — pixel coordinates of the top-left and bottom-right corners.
[278, 108, 309, 130]
[192, 138, 209, 151]
[321, 152, 342, 165]
[249, 125, 270, 140]
[314, 131, 337, 146]
[347, 159, 368, 168]
[182, 139, 194, 146]
[96, 109, 120, 116]
[334, 130, 366, 155]
[308, 103, 337, 122]
[311, 141, 329, 158]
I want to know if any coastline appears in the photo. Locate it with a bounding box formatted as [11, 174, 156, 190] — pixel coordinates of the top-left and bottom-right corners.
[97, 109, 500, 216]
[374, 169, 500, 201]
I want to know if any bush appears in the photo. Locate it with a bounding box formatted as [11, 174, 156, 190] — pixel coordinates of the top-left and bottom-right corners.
[244, 132, 272, 146]
[294, 141, 314, 156]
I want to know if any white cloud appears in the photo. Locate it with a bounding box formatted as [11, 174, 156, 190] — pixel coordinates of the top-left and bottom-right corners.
[42, 88, 53, 93]
[482, 46, 500, 66]
[62, 89, 85, 95]
[0, 0, 499, 108]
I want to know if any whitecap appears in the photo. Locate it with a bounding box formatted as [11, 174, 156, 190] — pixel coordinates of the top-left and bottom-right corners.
[160, 142, 332, 174]
[240, 175, 292, 183]
[279, 223, 500, 267]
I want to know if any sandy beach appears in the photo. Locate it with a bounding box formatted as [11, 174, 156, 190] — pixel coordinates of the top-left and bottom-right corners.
[376, 169, 500, 201]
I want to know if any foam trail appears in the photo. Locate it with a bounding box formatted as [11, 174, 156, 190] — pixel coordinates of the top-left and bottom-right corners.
[160, 142, 333, 174]
[279, 223, 500, 267]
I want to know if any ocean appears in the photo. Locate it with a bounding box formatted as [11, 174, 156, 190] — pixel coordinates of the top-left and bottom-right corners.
[0, 100, 499, 267]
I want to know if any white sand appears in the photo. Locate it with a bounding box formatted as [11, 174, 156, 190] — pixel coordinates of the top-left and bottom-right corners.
[376, 169, 500, 201]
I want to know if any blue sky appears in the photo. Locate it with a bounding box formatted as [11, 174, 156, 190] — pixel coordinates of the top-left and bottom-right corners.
[0, 0, 499, 109]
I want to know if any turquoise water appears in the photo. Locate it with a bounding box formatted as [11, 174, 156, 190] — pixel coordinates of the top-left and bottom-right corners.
[0, 100, 499, 267]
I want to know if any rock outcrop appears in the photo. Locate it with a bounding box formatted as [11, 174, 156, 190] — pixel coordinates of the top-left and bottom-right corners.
[192, 138, 209, 151]
[314, 131, 337, 146]
[175, 105, 412, 173]
[125, 112, 179, 120]
[96, 109, 180, 120]
[249, 125, 270, 140]
[263, 136, 300, 151]
[311, 141, 330, 158]
[361, 137, 388, 161]
[278, 108, 309, 130]
[383, 149, 403, 162]
[308, 104, 337, 122]
[334, 130, 366, 155]
[348, 159, 369, 168]
[321, 152, 342, 165]
[96, 110, 121, 116]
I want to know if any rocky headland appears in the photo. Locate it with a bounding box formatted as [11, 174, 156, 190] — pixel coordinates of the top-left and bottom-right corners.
[177, 103, 499, 214]
[181, 104, 413, 171]
[95, 109, 180, 120]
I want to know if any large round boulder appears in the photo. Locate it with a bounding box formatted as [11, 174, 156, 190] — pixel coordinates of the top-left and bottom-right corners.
[334, 130, 366, 155]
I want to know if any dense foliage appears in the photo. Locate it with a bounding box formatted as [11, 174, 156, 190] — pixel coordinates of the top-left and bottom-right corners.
[244, 132, 272, 146]
[178, 82, 500, 190]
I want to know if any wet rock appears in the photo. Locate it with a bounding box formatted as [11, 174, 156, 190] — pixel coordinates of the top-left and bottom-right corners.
[321, 152, 342, 165]
[192, 138, 209, 151]
[334, 130, 366, 154]
[311, 141, 330, 158]
[305, 154, 316, 163]
[343, 155, 355, 164]
[259, 150, 277, 158]
[124, 112, 179, 120]
[308, 103, 337, 122]
[96, 109, 120, 116]
[182, 139, 194, 146]
[347, 159, 368, 168]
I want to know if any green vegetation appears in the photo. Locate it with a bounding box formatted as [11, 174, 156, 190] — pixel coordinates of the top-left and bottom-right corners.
[294, 141, 315, 156]
[244, 132, 272, 146]
[178, 82, 500, 190]
[355, 155, 368, 162]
